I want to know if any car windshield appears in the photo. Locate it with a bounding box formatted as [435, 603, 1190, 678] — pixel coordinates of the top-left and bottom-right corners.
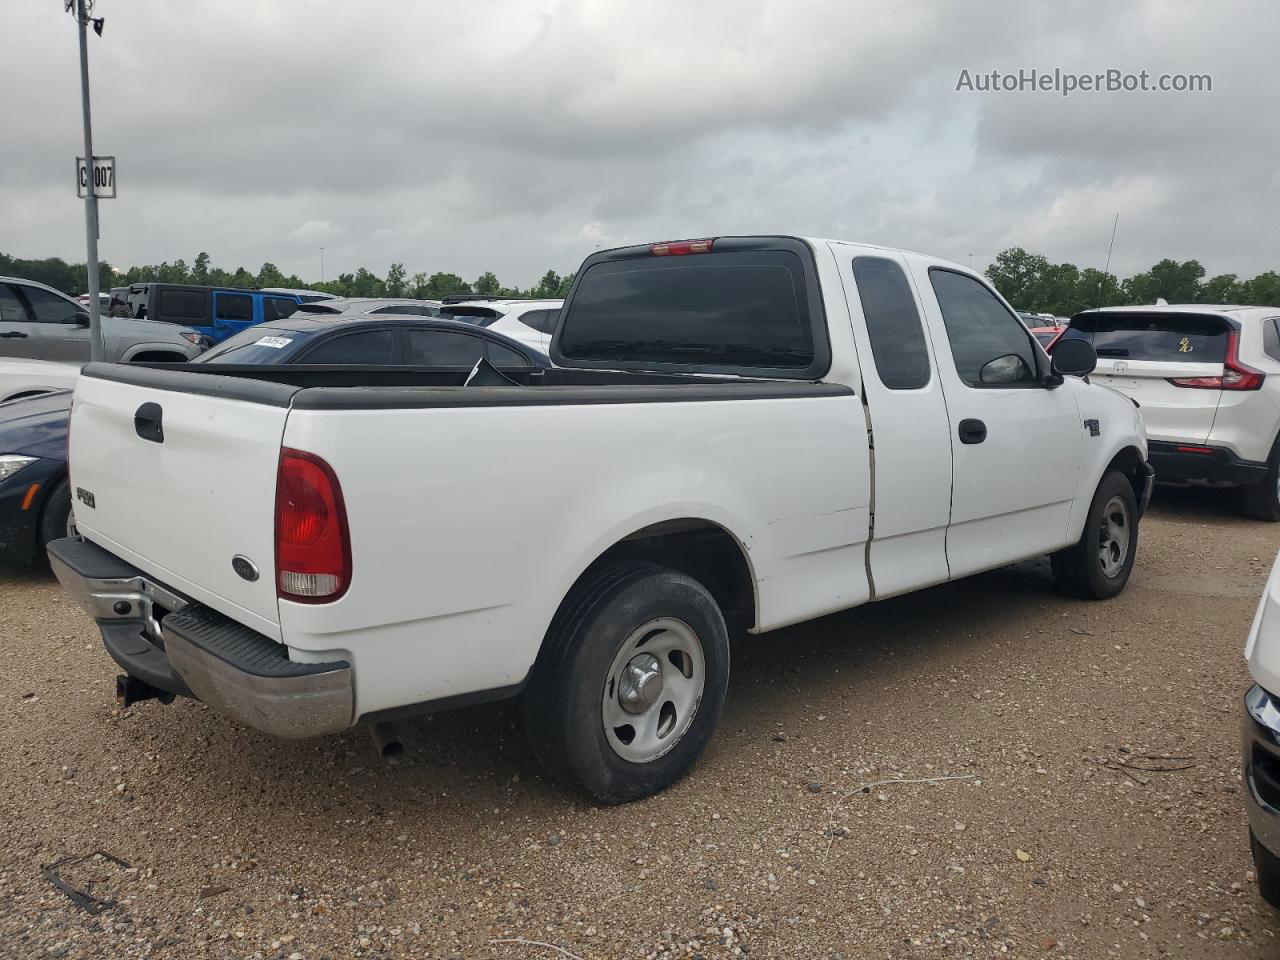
[1061, 312, 1228, 362]
[197, 326, 312, 363]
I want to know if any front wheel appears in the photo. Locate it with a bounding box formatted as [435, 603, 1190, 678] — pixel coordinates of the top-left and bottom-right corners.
[1051, 469, 1138, 600]
[1252, 829, 1280, 910]
[523, 561, 730, 803]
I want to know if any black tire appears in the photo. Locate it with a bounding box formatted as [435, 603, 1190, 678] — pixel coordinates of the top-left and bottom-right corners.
[1051, 469, 1138, 600]
[38, 479, 73, 556]
[523, 561, 730, 804]
[1239, 439, 1280, 522]
[1251, 829, 1280, 909]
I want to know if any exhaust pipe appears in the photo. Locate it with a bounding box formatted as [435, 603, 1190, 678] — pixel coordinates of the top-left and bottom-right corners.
[368, 720, 404, 764]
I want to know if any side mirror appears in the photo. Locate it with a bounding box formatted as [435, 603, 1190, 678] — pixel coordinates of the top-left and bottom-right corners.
[1050, 338, 1097, 378]
[70, 311, 91, 326]
[979, 353, 1033, 385]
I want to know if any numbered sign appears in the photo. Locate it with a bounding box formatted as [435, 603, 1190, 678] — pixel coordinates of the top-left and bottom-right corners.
[76, 156, 116, 198]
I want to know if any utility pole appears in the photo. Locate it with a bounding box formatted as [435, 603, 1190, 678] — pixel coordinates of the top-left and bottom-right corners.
[75, 0, 106, 362]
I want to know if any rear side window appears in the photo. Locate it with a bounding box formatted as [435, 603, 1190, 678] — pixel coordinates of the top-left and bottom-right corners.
[558, 250, 817, 372]
[0, 284, 30, 322]
[404, 329, 488, 365]
[1264, 319, 1280, 363]
[158, 289, 208, 324]
[518, 309, 559, 334]
[215, 293, 252, 322]
[929, 269, 1038, 387]
[486, 341, 532, 367]
[1063, 312, 1228, 362]
[263, 297, 298, 322]
[300, 330, 395, 364]
[851, 257, 930, 389]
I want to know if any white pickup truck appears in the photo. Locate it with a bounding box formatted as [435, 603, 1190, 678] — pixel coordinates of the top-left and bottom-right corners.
[50, 236, 1153, 802]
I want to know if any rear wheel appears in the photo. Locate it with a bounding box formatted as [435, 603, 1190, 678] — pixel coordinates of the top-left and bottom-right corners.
[1251, 829, 1280, 909]
[1051, 469, 1138, 600]
[1239, 438, 1280, 522]
[523, 561, 730, 803]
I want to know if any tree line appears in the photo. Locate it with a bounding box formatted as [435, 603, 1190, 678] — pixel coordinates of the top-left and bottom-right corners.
[985, 247, 1280, 316]
[5, 247, 1278, 316]
[0, 251, 576, 302]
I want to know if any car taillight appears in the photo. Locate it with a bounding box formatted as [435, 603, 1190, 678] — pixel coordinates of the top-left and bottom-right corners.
[275, 448, 351, 603]
[650, 239, 714, 256]
[1169, 331, 1264, 391]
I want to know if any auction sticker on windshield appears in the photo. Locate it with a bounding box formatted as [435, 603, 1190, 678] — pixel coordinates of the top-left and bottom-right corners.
[254, 337, 293, 348]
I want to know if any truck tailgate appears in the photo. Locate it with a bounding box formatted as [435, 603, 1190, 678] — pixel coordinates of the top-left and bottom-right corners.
[69, 367, 295, 638]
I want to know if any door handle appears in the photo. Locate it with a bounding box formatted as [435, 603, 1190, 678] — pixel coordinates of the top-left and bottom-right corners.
[958, 418, 987, 444]
[0, 331, 28, 338]
[134, 402, 164, 443]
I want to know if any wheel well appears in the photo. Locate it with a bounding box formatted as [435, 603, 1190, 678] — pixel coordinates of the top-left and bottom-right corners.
[575, 519, 757, 634]
[127, 351, 186, 363]
[1107, 446, 1147, 505]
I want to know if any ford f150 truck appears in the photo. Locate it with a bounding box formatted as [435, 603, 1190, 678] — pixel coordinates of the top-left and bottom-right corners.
[50, 236, 1153, 802]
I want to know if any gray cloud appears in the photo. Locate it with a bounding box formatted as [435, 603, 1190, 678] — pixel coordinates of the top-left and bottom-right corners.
[2, 0, 1276, 286]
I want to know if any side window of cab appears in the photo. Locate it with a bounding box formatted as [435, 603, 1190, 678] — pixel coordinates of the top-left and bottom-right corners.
[928, 269, 1039, 387]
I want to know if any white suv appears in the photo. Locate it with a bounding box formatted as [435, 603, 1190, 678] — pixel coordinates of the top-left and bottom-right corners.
[1055, 304, 1280, 519]
[438, 298, 561, 355]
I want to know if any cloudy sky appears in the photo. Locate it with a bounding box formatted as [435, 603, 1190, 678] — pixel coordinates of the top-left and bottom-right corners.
[3, 0, 1277, 287]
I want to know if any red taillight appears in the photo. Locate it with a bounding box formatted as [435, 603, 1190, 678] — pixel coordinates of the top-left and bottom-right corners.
[650, 239, 715, 256]
[1170, 331, 1264, 391]
[275, 448, 351, 603]
[1175, 445, 1214, 454]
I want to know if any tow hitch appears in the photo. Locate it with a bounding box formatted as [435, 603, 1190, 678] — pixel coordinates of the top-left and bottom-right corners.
[116, 674, 175, 708]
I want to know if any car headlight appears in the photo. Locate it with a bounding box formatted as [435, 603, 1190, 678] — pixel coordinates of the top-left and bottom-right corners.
[180, 331, 208, 347]
[0, 454, 38, 483]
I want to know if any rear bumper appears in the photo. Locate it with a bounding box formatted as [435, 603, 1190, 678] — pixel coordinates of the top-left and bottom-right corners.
[1149, 440, 1268, 485]
[47, 537, 354, 738]
[1244, 684, 1280, 861]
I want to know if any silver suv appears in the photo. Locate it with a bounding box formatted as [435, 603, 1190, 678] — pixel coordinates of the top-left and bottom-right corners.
[0, 277, 206, 363]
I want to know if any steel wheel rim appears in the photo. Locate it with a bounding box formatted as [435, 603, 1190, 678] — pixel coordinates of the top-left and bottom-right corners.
[601, 617, 705, 763]
[1097, 495, 1130, 578]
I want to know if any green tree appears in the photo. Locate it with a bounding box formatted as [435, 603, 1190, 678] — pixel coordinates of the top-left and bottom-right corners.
[985, 248, 1050, 309]
[1123, 259, 1205, 304]
[1200, 274, 1241, 304]
[473, 271, 500, 296]
[192, 251, 211, 283]
[1240, 272, 1280, 306]
[385, 262, 408, 297]
[257, 262, 286, 287]
[423, 272, 470, 298]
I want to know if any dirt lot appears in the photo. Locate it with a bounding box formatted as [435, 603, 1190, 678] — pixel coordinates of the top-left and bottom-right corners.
[1, 488, 1277, 960]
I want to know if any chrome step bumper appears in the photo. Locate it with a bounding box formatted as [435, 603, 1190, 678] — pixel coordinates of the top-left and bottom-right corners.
[48, 537, 354, 739]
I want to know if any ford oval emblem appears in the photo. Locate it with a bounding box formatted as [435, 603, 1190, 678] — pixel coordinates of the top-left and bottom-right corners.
[232, 555, 260, 582]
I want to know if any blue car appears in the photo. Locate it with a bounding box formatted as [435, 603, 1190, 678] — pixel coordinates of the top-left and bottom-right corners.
[0, 314, 548, 565]
[128, 283, 305, 344]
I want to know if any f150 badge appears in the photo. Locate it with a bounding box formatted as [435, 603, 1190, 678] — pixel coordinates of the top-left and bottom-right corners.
[1083, 418, 1101, 437]
[75, 487, 95, 509]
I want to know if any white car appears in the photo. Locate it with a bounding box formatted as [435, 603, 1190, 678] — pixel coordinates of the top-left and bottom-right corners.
[1243, 550, 1280, 908]
[1054, 304, 1280, 519]
[52, 235, 1149, 802]
[0, 358, 81, 403]
[439, 298, 561, 354]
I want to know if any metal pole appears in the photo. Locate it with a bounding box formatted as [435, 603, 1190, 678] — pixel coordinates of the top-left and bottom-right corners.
[77, 0, 106, 362]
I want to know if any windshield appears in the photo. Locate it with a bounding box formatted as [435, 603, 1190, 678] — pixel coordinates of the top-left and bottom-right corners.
[1062, 312, 1228, 362]
[197, 326, 311, 364]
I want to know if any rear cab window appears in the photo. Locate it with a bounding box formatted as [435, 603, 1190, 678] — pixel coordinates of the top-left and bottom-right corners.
[554, 237, 829, 378]
[1062, 312, 1228, 362]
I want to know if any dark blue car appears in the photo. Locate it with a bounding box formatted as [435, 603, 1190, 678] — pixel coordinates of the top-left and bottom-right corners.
[0, 315, 549, 565]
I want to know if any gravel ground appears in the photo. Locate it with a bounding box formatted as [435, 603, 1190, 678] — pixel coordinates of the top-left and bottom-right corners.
[1, 486, 1277, 960]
